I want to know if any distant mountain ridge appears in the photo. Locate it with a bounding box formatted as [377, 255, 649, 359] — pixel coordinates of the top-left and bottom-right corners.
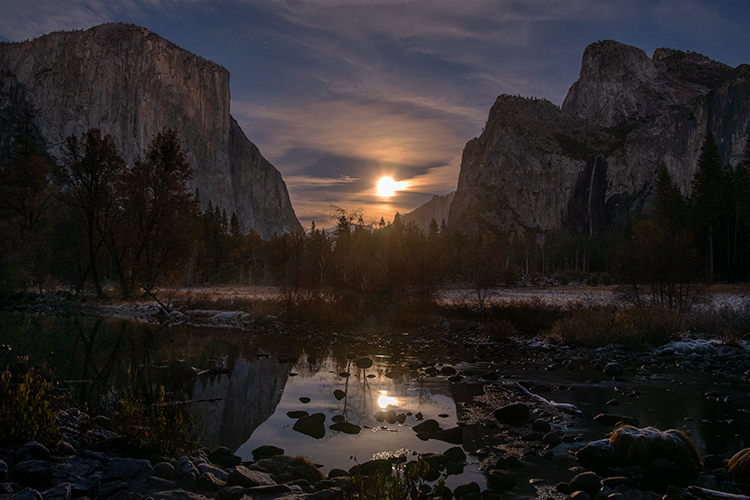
[401, 192, 454, 232]
[447, 40, 749, 236]
[0, 23, 302, 238]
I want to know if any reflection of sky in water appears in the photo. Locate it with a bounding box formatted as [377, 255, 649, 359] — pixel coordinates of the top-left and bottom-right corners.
[5, 312, 750, 494]
[235, 355, 480, 483]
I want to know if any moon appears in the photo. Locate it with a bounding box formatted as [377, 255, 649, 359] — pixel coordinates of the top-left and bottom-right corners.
[376, 177, 407, 197]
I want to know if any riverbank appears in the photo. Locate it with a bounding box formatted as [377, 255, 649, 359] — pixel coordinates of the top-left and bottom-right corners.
[1, 286, 749, 499]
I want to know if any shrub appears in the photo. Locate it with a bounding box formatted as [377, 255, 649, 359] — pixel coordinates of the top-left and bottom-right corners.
[544, 304, 684, 347]
[349, 458, 430, 500]
[689, 303, 750, 343]
[111, 385, 197, 457]
[0, 366, 62, 449]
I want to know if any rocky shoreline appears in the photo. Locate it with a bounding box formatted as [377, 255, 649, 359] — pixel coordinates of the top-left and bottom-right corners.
[3, 356, 750, 500]
[2, 291, 750, 499]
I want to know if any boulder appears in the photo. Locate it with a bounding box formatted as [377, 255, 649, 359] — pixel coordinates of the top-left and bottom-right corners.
[10, 489, 43, 500]
[333, 390, 346, 400]
[412, 420, 441, 434]
[251, 456, 324, 484]
[144, 490, 208, 500]
[207, 447, 241, 468]
[348, 460, 391, 477]
[532, 419, 551, 433]
[153, 463, 177, 480]
[196, 464, 228, 482]
[604, 362, 624, 377]
[98, 480, 129, 498]
[570, 471, 601, 496]
[102, 458, 153, 482]
[434, 427, 463, 445]
[14, 460, 52, 487]
[71, 475, 100, 498]
[542, 432, 562, 447]
[443, 447, 466, 463]
[327, 469, 350, 479]
[41, 483, 71, 500]
[215, 485, 244, 500]
[196, 472, 225, 493]
[145, 476, 178, 492]
[575, 439, 616, 474]
[252, 445, 284, 460]
[728, 448, 750, 494]
[486, 470, 516, 491]
[175, 458, 198, 479]
[15, 442, 51, 462]
[453, 482, 480, 498]
[227, 466, 275, 488]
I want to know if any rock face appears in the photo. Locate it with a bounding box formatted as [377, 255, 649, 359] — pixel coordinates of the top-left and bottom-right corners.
[401, 192, 454, 232]
[448, 40, 750, 236]
[0, 23, 302, 238]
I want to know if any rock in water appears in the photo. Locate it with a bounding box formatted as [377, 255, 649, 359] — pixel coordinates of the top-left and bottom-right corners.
[292, 413, 326, 439]
[329, 421, 361, 434]
[0, 23, 302, 238]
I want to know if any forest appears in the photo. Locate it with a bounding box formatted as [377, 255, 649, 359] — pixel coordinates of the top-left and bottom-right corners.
[1, 128, 750, 313]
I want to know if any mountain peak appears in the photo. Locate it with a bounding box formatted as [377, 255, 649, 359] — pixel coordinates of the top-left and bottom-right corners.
[0, 23, 300, 237]
[562, 40, 717, 128]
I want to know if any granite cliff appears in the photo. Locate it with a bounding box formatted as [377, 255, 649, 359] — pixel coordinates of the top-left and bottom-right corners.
[448, 40, 749, 236]
[0, 23, 302, 238]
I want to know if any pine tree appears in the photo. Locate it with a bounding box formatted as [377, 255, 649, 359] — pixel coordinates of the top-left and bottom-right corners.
[428, 218, 439, 236]
[691, 132, 724, 281]
[230, 211, 242, 238]
[653, 162, 685, 232]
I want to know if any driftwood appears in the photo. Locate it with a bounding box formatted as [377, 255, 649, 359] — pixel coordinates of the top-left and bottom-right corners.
[666, 486, 750, 500]
[143, 287, 185, 325]
[514, 382, 583, 415]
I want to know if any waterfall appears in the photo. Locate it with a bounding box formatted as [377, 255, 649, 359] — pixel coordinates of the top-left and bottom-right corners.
[587, 156, 599, 236]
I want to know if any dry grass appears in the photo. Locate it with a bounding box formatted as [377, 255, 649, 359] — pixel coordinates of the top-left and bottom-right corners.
[728, 448, 750, 494]
[689, 303, 750, 344]
[544, 304, 685, 347]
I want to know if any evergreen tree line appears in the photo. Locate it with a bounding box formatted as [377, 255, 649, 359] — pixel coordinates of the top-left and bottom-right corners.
[1, 129, 749, 304]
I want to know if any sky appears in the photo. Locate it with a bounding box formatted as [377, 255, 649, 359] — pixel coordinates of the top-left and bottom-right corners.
[1, 1, 748, 230]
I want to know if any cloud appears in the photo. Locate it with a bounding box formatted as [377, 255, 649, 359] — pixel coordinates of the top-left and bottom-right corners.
[0, 1, 112, 40]
[284, 174, 360, 188]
